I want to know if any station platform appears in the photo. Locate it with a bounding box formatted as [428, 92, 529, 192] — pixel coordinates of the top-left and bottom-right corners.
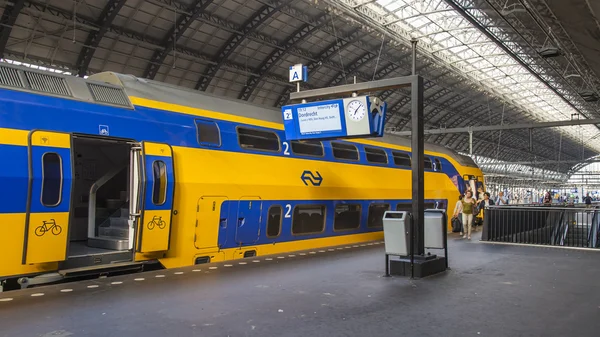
[2, 232, 600, 337]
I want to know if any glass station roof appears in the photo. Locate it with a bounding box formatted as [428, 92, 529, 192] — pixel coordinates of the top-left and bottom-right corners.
[366, 0, 600, 151]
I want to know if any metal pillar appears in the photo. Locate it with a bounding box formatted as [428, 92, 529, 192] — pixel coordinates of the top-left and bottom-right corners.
[529, 128, 533, 152]
[469, 129, 473, 156]
[411, 75, 425, 258]
[411, 39, 424, 271]
[411, 38, 417, 76]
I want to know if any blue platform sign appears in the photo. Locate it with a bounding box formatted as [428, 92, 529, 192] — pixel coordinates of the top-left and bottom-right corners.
[281, 95, 386, 141]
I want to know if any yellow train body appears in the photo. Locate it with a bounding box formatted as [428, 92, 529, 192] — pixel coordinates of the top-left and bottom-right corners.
[0, 67, 483, 283]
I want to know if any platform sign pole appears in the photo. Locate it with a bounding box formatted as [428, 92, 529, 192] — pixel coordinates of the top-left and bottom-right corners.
[286, 74, 432, 278]
[410, 39, 424, 279]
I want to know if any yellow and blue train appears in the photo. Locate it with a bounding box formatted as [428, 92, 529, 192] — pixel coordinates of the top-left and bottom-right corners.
[0, 64, 484, 287]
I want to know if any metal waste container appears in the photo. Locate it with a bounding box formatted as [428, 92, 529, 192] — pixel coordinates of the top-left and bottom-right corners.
[424, 209, 446, 249]
[382, 211, 410, 256]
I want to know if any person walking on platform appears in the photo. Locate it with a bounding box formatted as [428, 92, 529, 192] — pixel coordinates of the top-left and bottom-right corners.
[459, 191, 476, 240]
[453, 195, 464, 235]
[585, 193, 592, 208]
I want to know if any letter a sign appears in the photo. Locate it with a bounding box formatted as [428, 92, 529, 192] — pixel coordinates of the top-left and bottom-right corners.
[289, 64, 307, 83]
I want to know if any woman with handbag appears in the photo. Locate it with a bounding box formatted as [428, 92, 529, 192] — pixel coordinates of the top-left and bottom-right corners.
[459, 191, 476, 240]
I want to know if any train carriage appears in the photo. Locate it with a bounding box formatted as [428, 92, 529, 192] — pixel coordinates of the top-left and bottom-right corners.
[0, 63, 483, 287]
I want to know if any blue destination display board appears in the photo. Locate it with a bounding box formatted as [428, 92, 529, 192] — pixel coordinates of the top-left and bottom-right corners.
[281, 95, 387, 141]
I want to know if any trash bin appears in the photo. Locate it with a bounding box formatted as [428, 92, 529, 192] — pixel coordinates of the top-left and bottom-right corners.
[424, 209, 446, 249]
[382, 211, 410, 257]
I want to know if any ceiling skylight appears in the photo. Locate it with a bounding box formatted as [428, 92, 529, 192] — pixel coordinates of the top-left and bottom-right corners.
[347, 0, 600, 151]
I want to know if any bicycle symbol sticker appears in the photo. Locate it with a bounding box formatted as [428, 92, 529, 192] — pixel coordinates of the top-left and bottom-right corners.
[35, 219, 62, 237]
[147, 216, 166, 230]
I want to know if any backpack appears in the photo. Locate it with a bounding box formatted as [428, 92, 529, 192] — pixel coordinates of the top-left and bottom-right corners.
[451, 216, 462, 233]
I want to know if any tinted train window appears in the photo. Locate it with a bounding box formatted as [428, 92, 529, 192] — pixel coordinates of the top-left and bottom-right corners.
[41, 152, 62, 206]
[396, 203, 412, 212]
[334, 204, 361, 231]
[434, 158, 442, 171]
[392, 151, 411, 167]
[331, 142, 359, 161]
[237, 127, 280, 152]
[266, 206, 282, 238]
[424, 157, 433, 170]
[365, 147, 388, 164]
[152, 161, 167, 205]
[367, 203, 390, 228]
[291, 140, 324, 157]
[397, 203, 435, 212]
[292, 205, 326, 235]
[195, 119, 220, 147]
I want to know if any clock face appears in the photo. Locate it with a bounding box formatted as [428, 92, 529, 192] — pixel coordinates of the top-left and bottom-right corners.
[347, 100, 366, 122]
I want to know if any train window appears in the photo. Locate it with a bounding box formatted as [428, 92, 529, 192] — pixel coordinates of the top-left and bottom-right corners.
[365, 147, 388, 164]
[331, 142, 359, 161]
[152, 161, 167, 205]
[292, 205, 326, 235]
[434, 158, 442, 171]
[424, 157, 433, 170]
[392, 151, 411, 167]
[367, 203, 390, 228]
[195, 119, 221, 147]
[41, 152, 62, 207]
[266, 206, 282, 238]
[334, 204, 361, 231]
[237, 127, 280, 152]
[291, 140, 324, 157]
[396, 203, 435, 212]
[396, 203, 411, 212]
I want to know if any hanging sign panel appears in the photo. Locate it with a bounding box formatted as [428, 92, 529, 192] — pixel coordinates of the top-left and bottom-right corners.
[282, 95, 386, 141]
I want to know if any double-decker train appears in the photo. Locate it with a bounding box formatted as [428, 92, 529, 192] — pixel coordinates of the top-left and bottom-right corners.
[0, 63, 484, 288]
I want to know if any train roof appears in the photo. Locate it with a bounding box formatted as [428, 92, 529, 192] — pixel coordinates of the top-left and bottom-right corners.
[0, 61, 477, 168]
[97, 72, 478, 169]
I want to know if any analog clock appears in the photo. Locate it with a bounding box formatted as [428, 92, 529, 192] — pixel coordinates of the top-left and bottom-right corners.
[347, 100, 366, 122]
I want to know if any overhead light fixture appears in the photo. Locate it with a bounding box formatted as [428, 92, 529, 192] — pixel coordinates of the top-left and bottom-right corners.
[579, 90, 599, 102]
[537, 46, 561, 58]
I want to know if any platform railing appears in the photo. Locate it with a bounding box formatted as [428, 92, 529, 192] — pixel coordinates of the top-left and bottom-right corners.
[482, 206, 600, 248]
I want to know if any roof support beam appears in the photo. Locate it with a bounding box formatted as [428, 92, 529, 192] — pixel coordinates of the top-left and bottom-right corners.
[238, 17, 326, 101]
[195, 2, 286, 91]
[325, 51, 378, 87]
[478, 160, 584, 166]
[0, 0, 25, 58]
[75, 0, 126, 77]
[143, 0, 214, 79]
[390, 118, 600, 136]
[445, 0, 593, 122]
[273, 28, 362, 107]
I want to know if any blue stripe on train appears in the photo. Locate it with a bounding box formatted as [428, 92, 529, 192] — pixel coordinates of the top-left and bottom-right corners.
[0, 144, 28, 213]
[0, 89, 467, 190]
[217, 198, 447, 249]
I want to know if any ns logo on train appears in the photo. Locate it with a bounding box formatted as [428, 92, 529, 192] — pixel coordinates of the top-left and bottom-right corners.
[301, 170, 323, 186]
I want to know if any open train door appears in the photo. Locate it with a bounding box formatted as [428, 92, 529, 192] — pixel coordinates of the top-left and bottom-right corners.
[23, 131, 73, 264]
[137, 142, 175, 253]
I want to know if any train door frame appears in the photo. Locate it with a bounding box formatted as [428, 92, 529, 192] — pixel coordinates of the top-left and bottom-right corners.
[62, 134, 138, 270]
